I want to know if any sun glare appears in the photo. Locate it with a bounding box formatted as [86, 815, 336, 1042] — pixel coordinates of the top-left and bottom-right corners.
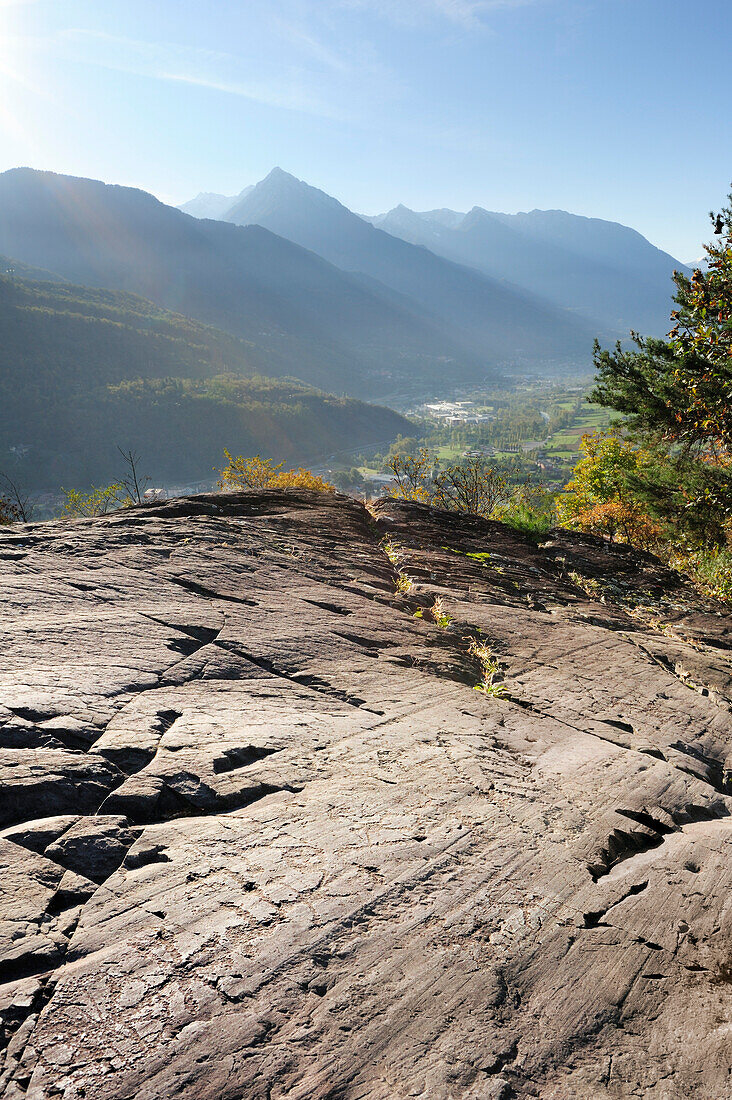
[0, 41, 34, 145]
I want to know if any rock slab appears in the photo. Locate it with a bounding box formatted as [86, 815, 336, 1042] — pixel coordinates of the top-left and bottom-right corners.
[1, 490, 731, 1099]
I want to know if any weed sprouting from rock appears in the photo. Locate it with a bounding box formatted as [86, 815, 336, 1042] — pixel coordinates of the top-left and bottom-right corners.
[429, 596, 452, 630]
[383, 539, 414, 596]
[470, 640, 508, 697]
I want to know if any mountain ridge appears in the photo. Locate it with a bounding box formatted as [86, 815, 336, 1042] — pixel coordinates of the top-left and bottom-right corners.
[180, 166, 681, 337]
[0, 167, 490, 398]
[222, 167, 596, 364]
[179, 186, 254, 220]
[369, 200, 684, 335]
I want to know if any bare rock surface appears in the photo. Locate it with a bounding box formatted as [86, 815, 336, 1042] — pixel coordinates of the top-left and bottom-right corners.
[1, 490, 731, 1099]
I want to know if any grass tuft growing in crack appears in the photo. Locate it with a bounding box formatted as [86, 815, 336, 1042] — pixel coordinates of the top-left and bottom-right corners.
[382, 538, 401, 566]
[383, 538, 415, 596]
[567, 569, 603, 598]
[429, 596, 452, 630]
[395, 572, 414, 595]
[470, 639, 508, 697]
[444, 545, 506, 575]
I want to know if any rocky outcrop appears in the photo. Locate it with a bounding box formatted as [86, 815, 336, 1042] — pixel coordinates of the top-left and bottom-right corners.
[1, 490, 731, 1099]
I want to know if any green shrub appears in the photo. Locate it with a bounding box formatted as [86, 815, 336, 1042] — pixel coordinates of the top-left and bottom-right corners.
[499, 501, 554, 539]
[672, 547, 732, 601]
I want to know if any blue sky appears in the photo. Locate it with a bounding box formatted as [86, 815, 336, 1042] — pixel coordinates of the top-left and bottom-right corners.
[1, 0, 730, 259]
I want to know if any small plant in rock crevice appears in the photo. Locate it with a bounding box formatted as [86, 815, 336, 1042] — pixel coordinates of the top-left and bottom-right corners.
[382, 539, 401, 566]
[444, 546, 506, 576]
[566, 570, 603, 598]
[470, 639, 508, 697]
[429, 596, 452, 630]
[382, 538, 415, 596]
[395, 572, 414, 595]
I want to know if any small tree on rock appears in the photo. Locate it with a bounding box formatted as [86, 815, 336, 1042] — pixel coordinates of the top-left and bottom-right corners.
[0, 472, 32, 524]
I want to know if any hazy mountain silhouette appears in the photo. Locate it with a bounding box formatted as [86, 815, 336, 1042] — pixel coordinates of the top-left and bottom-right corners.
[179, 187, 253, 220]
[222, 168, 595, 363]
[684, 256, 709, 272]
[370, 203, 684, 335]
[0, 168, 489, 397]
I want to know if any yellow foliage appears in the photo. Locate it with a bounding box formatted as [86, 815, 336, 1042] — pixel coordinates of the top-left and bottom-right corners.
[557, 432, 662, 550]
[61, 483, 126, 518]
[384, 448, 433, 502]
[269, 467, 335, 491]
[218, 451, 334, 492]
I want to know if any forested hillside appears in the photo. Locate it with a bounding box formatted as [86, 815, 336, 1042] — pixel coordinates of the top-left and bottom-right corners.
[0, 274, 410, 490]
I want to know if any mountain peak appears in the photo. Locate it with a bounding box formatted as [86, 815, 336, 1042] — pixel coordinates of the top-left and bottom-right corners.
[258, 167, 306, 190]
[463, 206, 497, 223]
[263, 166, 296, 180]
[224, 167, 348, 229]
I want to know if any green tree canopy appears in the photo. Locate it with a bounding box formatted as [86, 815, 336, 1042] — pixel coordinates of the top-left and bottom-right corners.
[590, 190, 732, 543]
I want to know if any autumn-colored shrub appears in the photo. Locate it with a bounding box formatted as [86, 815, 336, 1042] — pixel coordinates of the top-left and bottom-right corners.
[557, 432, 663, 549]
[0, 473, 32, 524]
[0, 497, 20, 525]
[61, 484, 126, 518]
[564, 498, 664, 552]
[218, 451, 335, 492]
[383, 449, 433, 503]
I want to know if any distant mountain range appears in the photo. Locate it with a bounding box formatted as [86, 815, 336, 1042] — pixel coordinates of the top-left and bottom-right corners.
[1, 166, 680, 419]
[0, 267, 410, 490]
[219, 168, 595, 366]
[0, 163, 687, 492]
[180, 168, 684, 341]
[368, 203, 686, 337]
